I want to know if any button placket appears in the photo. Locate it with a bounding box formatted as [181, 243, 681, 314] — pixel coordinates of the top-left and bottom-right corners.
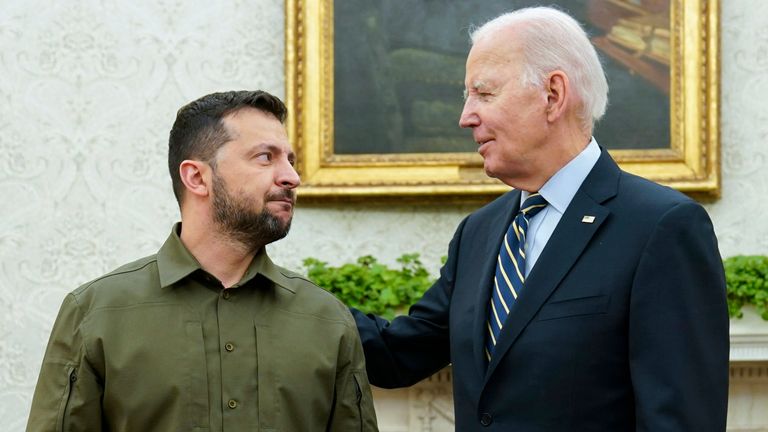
[217, 287, 253, 427]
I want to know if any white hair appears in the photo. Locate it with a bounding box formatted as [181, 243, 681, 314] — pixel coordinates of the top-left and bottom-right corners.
[470, 7, 609, 132]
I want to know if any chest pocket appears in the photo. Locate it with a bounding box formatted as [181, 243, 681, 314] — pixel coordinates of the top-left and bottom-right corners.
[185, 322, 210, 430]
[537, 294, 610, 321]
[254, 323, 279, 430]
[254, 313, 343, 431]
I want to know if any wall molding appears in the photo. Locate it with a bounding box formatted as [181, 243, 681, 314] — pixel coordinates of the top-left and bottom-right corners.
[730, 309, 768, 362]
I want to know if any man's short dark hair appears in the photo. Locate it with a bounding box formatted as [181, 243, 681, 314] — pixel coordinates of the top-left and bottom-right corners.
[168, 90, 288, 205]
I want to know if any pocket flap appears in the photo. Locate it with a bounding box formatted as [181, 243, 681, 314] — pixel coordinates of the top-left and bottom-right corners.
[537, 295, 610, 321]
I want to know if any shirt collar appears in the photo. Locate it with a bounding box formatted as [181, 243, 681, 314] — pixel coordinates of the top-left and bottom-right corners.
[520, 137, 601, 213]
[157, 222, 280, 290]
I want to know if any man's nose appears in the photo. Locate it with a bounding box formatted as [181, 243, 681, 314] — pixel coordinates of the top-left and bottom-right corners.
[277, 160, 301, 189]
[459, 101, 479, 129]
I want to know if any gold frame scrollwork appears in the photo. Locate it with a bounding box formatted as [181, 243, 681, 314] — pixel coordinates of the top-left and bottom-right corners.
[286, 0, 720, 201]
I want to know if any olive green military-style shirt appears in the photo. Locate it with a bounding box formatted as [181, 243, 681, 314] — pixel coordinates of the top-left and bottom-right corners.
[27, 224, 378, 432]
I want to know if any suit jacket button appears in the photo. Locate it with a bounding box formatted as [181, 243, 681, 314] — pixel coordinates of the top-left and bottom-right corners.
[480, 413, 493, 426]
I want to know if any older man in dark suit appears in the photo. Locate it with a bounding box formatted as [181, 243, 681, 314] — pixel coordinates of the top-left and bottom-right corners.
[353, 7, 729, 431]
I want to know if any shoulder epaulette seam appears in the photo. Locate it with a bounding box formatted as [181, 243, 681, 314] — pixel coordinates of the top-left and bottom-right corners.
[73, 258, 158, 295]
[279, 271, 315, 284]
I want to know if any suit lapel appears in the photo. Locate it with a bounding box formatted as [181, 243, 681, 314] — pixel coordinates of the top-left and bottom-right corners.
[472, 190, 521, 375]
[484, 149, 620, 380]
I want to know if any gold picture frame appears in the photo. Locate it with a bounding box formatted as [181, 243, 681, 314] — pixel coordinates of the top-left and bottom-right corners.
[286, 0, 720, 201]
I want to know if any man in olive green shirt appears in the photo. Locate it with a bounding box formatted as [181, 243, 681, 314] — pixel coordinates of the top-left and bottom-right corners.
[27, 90, 378, 431]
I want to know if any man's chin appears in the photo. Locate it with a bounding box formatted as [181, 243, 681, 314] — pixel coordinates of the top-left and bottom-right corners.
[269, 212, 293, 233]
[278, 218, 292, 233]
[483, 163, 499, 179]
[268, 206, 293, 222]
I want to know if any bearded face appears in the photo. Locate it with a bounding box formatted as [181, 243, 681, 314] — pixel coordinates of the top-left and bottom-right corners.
[211, 169, 294, 252]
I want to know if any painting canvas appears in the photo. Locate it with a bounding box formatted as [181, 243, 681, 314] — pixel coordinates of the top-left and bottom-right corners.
[334, 0, 670, 155]
[285, 0, 719, 200]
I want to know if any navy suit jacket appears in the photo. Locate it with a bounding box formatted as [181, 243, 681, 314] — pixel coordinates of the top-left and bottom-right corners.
[353, 150, 729, 431]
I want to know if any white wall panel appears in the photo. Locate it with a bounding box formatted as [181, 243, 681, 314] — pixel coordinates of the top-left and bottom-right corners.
[1, 1, 767, 430]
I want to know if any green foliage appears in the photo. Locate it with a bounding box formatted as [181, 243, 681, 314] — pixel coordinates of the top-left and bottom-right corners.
[724, 255, 768, 320]
[305, 253, 768, 322]
[303, 254, 435, 320]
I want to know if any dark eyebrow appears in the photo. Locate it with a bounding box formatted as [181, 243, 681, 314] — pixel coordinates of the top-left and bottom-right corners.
[247, 143, 295, 161]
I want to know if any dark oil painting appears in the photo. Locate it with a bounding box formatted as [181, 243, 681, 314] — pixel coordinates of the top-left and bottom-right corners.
[334, 0, 671, 155]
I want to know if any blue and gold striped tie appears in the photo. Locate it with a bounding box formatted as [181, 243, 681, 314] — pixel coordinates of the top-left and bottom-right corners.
[486, 193, 548, 361]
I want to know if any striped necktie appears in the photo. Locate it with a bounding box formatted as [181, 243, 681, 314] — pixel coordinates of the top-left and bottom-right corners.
[486, 193, 548, 361]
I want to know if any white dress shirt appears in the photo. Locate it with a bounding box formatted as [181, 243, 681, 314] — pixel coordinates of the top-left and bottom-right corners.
[521, 138, 601, 276]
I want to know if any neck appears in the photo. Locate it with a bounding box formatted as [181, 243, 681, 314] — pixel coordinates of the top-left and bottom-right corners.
[179, 214, 258, 288]
[515, 128, 591, 192]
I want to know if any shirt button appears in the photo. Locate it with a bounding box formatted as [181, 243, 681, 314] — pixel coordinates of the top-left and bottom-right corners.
[225, 342, 235, 352]
[228, 399, 238, 409]
[222, 290, 231, 300]
[480, 412, 493, 426]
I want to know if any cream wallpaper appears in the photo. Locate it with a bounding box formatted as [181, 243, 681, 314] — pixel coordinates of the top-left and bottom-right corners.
[0, 1, 766, 430]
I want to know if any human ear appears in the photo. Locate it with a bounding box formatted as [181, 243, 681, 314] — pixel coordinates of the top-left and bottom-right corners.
[179, 160, 210, 198]
[545, 71, 569, 122]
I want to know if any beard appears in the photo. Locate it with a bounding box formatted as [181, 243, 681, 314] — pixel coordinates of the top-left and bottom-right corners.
[211, 172, 294, 253]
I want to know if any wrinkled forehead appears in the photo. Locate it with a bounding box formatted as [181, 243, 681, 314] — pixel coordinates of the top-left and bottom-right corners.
[465, 35, 524, 85]
[222, 108, 292, 151]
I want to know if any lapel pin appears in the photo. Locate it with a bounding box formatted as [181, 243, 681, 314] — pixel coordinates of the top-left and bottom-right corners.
[581, 215, 596, 224]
